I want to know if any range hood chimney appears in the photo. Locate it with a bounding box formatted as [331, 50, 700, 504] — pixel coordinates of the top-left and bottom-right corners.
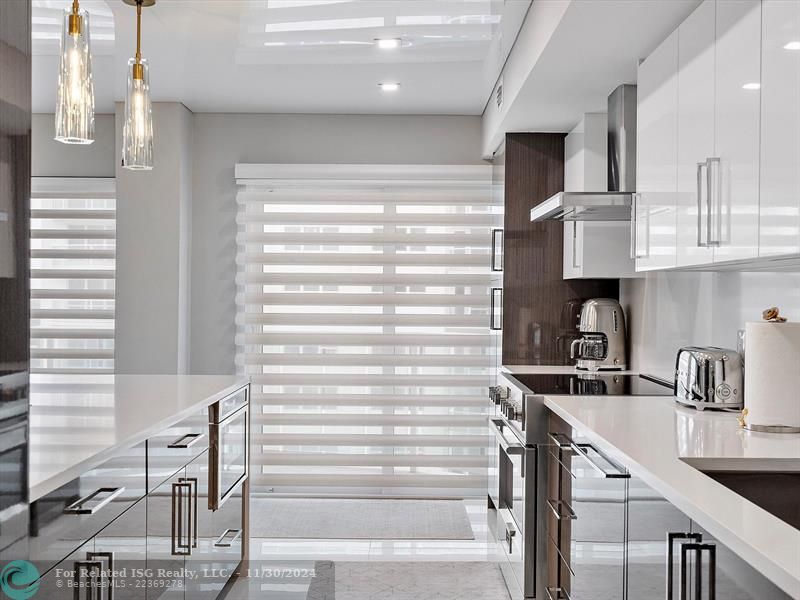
[530, 84, 637, 222]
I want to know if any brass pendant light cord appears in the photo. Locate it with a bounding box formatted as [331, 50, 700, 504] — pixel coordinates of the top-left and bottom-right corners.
[132, 0, 144, 80]
[135, 0, 142, 63]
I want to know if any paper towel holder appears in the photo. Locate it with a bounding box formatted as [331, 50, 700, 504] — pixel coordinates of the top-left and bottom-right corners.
[739, 409, 800, 434]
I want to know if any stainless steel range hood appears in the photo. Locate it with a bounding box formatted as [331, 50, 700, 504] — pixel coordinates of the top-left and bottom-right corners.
[530, 84, 637, 222]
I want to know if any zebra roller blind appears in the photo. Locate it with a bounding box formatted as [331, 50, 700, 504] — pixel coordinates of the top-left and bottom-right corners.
[30, 178, 116, 375]
[235, 164, 495, 497]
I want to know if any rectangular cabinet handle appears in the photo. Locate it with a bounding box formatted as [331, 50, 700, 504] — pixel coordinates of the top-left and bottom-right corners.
[697, 161, 709, 247]
[491, 228, 503, 271]
[171, 481, 193, 556]
[706, 157, 722, 247]
[73, 560, 103, 600]
[667, 532, 703, 600]
[489, 288, 503, 331]
[64, 487, 125, 515]
[214, 528, 243, 548]
[168, 432, 205, 449]
[86, 551, 114, 600]
[679, 542, 716, 600]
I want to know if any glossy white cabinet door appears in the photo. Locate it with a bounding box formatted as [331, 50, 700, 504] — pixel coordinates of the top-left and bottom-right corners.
[636, 29, 679, 271]
[713, 0, 761, 263]
[760, 0, 800, 257]
[676, 0, 716, 267]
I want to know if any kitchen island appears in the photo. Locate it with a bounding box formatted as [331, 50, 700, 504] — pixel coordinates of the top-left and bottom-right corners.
[26, 374, 250, 600]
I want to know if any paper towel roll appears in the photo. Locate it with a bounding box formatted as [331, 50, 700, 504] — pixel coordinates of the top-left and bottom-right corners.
[744, 322, 800, 428]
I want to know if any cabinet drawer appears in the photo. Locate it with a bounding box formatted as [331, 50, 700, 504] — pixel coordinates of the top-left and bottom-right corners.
[29, 442, 146, 576]
[34, 539, 96, 600]
[148, 408, 209, 491]
[548, 537, 625, 600]
[547, 443, 627, 544]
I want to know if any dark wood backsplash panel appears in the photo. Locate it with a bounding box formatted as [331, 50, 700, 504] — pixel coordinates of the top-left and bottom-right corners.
[0, 0, 32, 368]
[502, 133, 618, 365]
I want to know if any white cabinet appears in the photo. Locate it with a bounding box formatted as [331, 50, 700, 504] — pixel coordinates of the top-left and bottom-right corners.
[638, 0, 762, 271]
[760, 0, 800, 257]
[714, 0, 761, 262]
[562, 113, 638, 279]
[635, 28, 679, 271]
[676, 0, 716, 267]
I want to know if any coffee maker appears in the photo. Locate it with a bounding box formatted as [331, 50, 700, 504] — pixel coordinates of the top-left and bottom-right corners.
[570, 298, 627, 371]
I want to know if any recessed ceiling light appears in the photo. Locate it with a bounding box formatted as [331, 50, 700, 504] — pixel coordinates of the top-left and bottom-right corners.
[784, 41, 800, 50]
[263, 41, 287, 46]
[376, 38, 401, 49]
[742, 82, 761, 90]
[379, 82, 400, 92]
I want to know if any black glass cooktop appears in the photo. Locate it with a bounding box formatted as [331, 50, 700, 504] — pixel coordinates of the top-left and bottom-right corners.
[508, 373, 675, 396]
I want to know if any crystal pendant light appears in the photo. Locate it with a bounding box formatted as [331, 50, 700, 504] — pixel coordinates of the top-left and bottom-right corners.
[122, 0, 156, 170]
[55, 0, 95, 145]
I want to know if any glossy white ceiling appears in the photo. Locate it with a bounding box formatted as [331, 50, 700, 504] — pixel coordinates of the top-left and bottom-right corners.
[32, 0, 532, 114]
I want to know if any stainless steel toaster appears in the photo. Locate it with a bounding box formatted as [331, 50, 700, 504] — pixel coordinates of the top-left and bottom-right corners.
[674, 346, 744, 410]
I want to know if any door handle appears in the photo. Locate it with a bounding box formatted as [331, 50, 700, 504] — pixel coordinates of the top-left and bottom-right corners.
[679, 542, 717, 600]
[667, 532, 703, 600]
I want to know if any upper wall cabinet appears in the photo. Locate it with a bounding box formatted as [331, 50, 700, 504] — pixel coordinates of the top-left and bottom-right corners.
[563, 114, 638, 279]
[676, 0, 761, 267]
[760, 0, 800, 257]
[636, 29, 679, 272]
[637, 0, 789, 271]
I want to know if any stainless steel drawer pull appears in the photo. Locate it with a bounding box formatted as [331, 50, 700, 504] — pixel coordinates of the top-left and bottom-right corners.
[547, 499, 577, 521]
[214, 528, 243, 548]
[168, 432, 205, 449]
[546, 586, 571, 600]
[571, 442, 629, 478]
[64, 487, 125, 515]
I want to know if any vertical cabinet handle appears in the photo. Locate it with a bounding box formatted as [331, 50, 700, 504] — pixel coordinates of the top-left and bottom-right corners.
[571, 222, 581, 269]
[179, 477, 199, 549]
[73, 560, 103, 600]
[679, 542, 717, 600]
[171, 481, 194, 556]
[666, 532, 703, 600]
[630, 193, 649, 259]
[491, 228, 503, 271]
[86, 552, 114, 600]
[490, 288, 503, 331]
[706, 157, 722, 247]
[697, 161, 709, 247]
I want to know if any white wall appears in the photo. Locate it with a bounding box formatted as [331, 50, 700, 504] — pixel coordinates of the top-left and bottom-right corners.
[621, 271, 800, 381]
[31, 113, 115, 177]
[189, 113, 485, 373]
[114, 102, 194, 374]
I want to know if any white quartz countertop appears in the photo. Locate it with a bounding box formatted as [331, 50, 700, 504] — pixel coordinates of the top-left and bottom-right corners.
[544, 393, 800, 599]
[28, 374, 249, 501]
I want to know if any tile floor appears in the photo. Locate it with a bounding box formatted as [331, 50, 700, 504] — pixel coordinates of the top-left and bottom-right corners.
[224, 499, 509, 599]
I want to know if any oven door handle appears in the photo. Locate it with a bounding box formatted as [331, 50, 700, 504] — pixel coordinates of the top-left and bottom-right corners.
[489, 418, 525, 455]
